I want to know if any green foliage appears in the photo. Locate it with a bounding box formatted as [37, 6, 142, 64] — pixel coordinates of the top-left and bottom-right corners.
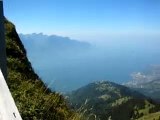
[5, 19, 78, 120]
[111, 97, 131, 107]
[68, 81, 160, 120]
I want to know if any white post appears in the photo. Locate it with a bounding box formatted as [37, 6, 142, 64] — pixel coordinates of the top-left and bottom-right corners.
[0, 69, 22, 120]
[0, 1, 22, 119]
[0, 0, 7, 80]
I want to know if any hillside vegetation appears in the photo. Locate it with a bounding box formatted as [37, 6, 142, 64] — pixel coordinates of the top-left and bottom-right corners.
[68, 81, 160, 120]
[5, 19, 75, 120]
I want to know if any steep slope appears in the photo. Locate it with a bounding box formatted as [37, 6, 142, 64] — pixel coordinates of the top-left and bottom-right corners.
[68, 81, 160, 120]
[5, 19, 73, 120]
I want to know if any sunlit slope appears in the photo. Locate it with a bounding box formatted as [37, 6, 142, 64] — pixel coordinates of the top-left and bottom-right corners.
[68, 81, 160, 120]
[137, 112, 160, 120]
[5, 19, 73, 120]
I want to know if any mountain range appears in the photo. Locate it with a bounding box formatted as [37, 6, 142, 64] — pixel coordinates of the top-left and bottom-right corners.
[19, 33, 90, 52]
[19, 33, 160, 92]
[19, 33, 93, 92]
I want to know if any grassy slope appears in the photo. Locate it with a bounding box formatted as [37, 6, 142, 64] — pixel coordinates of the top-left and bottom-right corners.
[5, 19, 74, 120]
[68, 81, 160, 120]
[137, 112, 160, 120]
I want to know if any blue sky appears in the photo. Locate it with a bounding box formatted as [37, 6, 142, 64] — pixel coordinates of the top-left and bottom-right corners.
[3, 0, 160, 41]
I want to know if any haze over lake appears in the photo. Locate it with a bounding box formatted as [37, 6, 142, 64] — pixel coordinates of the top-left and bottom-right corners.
[5, 0, 160, 92]
[20, 33, 160, 92]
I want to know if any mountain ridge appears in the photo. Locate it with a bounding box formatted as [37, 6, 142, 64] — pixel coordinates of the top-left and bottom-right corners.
[19, 33, 91, 51]
[67, 80, 160, 120]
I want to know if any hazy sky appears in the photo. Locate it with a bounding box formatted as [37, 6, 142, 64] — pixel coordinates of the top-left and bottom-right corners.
[3, 0, 160, 41]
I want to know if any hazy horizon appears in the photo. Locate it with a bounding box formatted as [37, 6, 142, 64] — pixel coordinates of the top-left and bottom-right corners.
[4, 0, 160, 42]
[4, 0, 160, 92]
[19, 33, 160, 92]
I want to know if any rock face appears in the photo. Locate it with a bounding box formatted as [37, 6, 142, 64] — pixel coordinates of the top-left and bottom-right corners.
[68, 80, 160, 120]
[5, 19, 73, 120]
